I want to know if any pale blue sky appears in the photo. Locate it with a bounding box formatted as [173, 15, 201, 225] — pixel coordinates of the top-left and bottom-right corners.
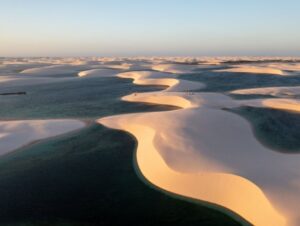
[1, 0, 300, 56]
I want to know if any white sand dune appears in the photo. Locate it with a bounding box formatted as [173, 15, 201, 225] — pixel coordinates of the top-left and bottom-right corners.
[261, 99, 300, 113]
[216, 62, 300, 76]
[122, 92, 195, 109]
[0, 63, 50, 74]
[2, 56, 300, 71]
[97, 69, 300, 226]
[0, 119, 85, 156]
[20, 65, 81, 76]
[100, 62, 149, 71]
[230, 87, 300, 113]
[152, 64, 204, 74]
[102, 63, 131, 70]
[231, 86, 300, 98]
[266, 63, 300, 72]
[216, 65, 286, 75]
[0, 76, 19, 83]
[235, 94, 300, 115]
[0, 75, 75, 87]
[78, 68, 118, 77]
[98, 94, 287, 226]
[117, 71, 204, 92]
[99, 114, 285, 226]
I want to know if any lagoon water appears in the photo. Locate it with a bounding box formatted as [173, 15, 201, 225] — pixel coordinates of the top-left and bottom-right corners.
[0, 64, 239, 225]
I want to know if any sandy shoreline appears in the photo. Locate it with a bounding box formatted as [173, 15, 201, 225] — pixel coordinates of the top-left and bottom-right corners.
[0, 119, 86, 156]
[98, 68, 300, 226]
[129, 131, 252, 226]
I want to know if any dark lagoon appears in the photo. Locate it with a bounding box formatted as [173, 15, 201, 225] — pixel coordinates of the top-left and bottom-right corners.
[0, 74, 241, 225]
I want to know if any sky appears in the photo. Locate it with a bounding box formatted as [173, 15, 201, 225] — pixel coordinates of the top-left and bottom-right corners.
[1, 0, 300, 57]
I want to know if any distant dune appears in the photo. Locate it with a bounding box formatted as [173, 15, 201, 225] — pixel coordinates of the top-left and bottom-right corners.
[216, 65, 286, 75]
[20, 65, 81, 76]
[231, 86, 300, 98]
[216, 62, 300, 76]
[152, 64, 194, 74]
[78, 68, 118, 77]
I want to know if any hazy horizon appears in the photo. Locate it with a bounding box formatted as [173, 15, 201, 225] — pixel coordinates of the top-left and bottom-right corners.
[1, 0, 300, 57]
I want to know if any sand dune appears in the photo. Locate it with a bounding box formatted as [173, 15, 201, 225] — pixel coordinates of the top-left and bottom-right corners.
[78, 68, 118, 77]
[100, 62, 149, 71]
[102, 63, 131, 70]
[266, 63, 300, 72]
[20, 65, 81, 76]
[216, 65, 286, 75]
[0, 75, 74, 87]
[99, 114, 285, 226]
[0, 76, 19, 83]
[0, 119, 85, 156]
[117, 71, 204, 92]
[231, 89, 300, 113]
[231, 86, 300, 98]
[261, 99, 300, 113]
[97, 65, 300, 225]
[123, 92, 194, 109]
[98, 94, 290, 225]
[231, 85, 300, 113]
[216, 62, 300, 76]
[152, 64, 203, 74]
[97, 70, 300, 226]
[2, 56, 300, 71]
